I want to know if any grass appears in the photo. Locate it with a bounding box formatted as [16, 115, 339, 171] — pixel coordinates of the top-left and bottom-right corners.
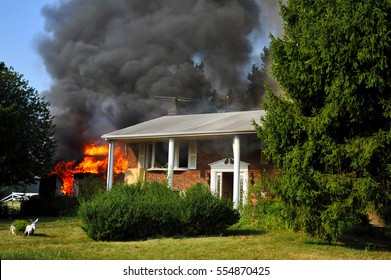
[0, 217, 390, 260]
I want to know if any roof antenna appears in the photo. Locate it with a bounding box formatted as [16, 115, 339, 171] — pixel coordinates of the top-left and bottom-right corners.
[153, 96, 199, 115]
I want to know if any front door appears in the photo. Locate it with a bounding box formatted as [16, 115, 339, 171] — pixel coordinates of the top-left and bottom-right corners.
[209, 159, 249, 207]
[222, 172, 233, 200]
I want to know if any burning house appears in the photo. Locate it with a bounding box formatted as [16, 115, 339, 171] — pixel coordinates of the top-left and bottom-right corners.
[40, 0, 282, 166]
[49, 143, 128, 196]
[38, 1, 283, 199]
[101, 110, 273, 208]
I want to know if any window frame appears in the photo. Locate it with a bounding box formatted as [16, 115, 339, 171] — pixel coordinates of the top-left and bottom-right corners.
[138, 141, 197, 170]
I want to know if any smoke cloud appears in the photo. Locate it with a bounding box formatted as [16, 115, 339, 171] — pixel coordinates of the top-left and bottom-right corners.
[38, 0, 281, 160]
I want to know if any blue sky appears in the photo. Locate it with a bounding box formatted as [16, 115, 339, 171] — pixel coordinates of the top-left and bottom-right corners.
[1, 0, 55, 94]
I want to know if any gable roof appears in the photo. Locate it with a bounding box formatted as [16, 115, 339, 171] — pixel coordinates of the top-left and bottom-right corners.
[102, 110, 265, 142]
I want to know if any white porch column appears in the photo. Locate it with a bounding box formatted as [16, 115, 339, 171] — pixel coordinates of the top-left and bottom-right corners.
[167, 138, 175, 189]
[106, 140, 115, 191]
[232, 135, 240, 208]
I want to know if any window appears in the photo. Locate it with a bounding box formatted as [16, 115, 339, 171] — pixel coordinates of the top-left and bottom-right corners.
[145, 143, 154, 168]
[154, 142, 168, 168]
[138, 142, 168, 169]
[188, 141, 197, 169]
[139, 141, 196, 170]
[176, 142, 189, 168]
[138, 143, 146, 168]
[175, 141, 197, 169]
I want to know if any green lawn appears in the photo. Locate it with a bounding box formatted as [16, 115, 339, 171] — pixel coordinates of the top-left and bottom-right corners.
[0, 217, 390, 260]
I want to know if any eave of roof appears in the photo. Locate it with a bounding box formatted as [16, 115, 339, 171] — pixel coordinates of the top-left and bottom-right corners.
[101, 110, 265, 142]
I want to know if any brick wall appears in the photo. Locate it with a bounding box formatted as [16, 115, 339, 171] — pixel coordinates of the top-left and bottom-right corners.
[145, 170, 208, 191]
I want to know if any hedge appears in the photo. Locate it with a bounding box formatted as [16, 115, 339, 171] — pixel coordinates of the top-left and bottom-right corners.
[78, 182, 239, 241]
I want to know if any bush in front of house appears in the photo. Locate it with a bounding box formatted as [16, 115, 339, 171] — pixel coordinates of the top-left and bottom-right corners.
[180, 183, 240, 236]
[136, 181, 182, 237]
[239, 196, 289, 231]
[78, 182, 239, 241]
[77, 176, 106, 203]
[237, 183, 289, 231]
[78, 184, 137, 241]
[78, 182, 182, 241]
[20, 196, 79, 217]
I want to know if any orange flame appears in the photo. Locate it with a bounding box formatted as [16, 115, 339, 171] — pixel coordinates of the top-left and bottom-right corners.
[51, 160, 76, 196]
[84, 144, 109, 156]
[50, 143, 128, 196]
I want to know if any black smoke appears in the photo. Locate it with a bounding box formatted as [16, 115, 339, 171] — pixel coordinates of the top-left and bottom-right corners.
[38, 0, 281, 160]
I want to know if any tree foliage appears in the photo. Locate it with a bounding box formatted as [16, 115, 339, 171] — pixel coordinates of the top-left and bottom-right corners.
[244, 47, 271, 108]
[255, 0, 391, 241]
[0, 62, 56, 187]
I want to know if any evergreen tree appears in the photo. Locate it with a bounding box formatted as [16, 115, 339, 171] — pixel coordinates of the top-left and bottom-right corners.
[255, 0, 391, 241]
[0, 62, 56, 188]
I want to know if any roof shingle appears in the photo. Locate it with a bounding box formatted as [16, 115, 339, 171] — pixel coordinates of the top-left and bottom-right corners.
[102, 110, 265, 141]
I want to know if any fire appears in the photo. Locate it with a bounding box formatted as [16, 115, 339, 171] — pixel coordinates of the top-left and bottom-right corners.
[84, 144, 108, 156]
[51, 143, 128, 196]
[51, 160, 76, 196]
[74, 156, 107, 174]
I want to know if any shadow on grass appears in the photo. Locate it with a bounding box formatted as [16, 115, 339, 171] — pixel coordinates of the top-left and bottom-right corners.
[340, 227, 391, 252]
[166, 229, 265, 240]
[306, 227, 391, 252]
[223, 228, 266, 237]
[32, 233, 50, 238]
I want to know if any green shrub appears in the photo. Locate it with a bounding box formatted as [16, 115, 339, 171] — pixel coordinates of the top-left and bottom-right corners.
[20, 196, 79, 217]
[77, 176, 106, 203]
[78, 184, 135, 241]
[180, 183, 240, 236]
[136, 181, 182, 237]
[10, 219, 30, 235]
[79, 182, 239, 241]
[78, 182, 182, 241]
[238, 184, 288, 231]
